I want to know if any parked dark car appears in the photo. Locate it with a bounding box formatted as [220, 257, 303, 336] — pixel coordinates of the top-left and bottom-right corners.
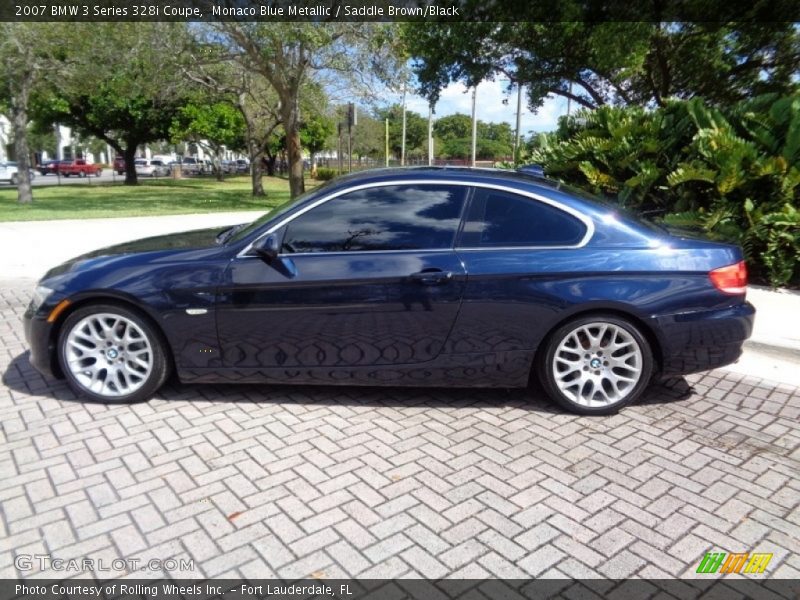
[37, 160, 61, 176]
[23, 167, 754, 414]
[235, 159, 249, 173]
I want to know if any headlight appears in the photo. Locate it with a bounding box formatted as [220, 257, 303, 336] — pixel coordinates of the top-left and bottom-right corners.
[30, 285, 54, 311]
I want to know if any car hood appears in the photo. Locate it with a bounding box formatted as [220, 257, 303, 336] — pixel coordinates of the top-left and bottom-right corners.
[42, 226, 230, 279]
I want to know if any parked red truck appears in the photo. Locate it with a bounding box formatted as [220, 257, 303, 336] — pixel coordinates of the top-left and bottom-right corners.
[55, 159, 103, 177]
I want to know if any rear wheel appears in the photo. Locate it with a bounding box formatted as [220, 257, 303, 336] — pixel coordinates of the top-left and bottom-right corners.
[58, 304, 170, 403]
[537, 314, 653, 415]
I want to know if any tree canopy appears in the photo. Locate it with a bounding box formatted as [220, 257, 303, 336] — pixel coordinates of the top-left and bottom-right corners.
[36, 23, 191, 184]
[402, 20, 800, 111]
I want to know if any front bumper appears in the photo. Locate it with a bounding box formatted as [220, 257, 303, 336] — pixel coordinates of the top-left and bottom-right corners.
[23, 303, 60, 379]
[654, 301, 755, 376]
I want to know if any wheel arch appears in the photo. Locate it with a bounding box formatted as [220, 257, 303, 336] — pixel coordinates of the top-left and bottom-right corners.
[48, 293, 174, 379]
[532, 306, 664, 378]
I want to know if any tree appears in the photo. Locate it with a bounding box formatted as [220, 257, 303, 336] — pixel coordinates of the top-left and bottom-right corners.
[402, 18, 800, 111]
[171, 100, 245, 181]
[376, 104, 427, 159]
[432, 113, 514, 160]
[348, 110, 384, 161]
[433, 113, 473, 141]
[180, 37, 283, 197]
[38, 23, 190, 185]
[300, 113, 335, 170]
[0, 24, 58, 203]
[212, 23, 403, 198]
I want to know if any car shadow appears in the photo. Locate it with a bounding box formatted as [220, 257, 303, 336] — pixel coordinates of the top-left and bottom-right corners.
[2, 351, 694, 415]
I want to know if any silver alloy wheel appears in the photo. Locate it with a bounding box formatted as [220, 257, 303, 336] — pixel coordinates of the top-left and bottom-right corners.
[552, 321, 643, 408]
[64, 312, 153, 398]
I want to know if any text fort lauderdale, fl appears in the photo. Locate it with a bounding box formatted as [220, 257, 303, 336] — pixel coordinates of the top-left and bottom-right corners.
[17, 584, 354, 597]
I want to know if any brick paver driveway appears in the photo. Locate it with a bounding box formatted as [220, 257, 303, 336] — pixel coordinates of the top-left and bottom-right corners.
[1, 278, 799, 579]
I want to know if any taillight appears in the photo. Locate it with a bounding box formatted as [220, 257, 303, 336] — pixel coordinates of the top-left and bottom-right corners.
[709, 260, 748, 295]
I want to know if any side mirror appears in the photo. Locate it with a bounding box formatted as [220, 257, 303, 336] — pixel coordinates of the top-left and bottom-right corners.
[251, 234, 280, 261]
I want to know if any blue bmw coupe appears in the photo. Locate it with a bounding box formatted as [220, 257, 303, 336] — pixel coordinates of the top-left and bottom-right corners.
[24, 167, 754, 414]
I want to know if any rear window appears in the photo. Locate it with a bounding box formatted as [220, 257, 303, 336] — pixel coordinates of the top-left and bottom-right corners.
[460, 188, 587, 247]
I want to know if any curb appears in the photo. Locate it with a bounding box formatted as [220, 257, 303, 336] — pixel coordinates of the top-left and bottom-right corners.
[743, 338, 800, 363]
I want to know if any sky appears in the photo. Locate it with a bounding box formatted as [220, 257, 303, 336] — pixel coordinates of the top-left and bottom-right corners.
[390, 78, 570, 138]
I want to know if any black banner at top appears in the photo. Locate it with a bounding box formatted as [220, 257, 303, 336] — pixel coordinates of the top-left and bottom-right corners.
[4, 0, 800, 22]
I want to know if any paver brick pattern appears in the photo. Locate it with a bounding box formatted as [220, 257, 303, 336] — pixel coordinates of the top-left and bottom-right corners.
[1, 278, 799, 579]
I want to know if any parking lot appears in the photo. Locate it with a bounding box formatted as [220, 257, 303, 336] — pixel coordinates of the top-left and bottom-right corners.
[1, 277, 799, 580]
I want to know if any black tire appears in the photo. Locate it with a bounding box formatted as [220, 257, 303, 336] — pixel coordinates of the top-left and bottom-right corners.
[536, 314, 654, 415]
[57, 303, 170, 403]
[95, 169, 102, 177]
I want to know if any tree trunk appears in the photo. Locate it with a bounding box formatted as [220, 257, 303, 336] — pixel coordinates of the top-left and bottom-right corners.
[251, 154, 265, 197]
[123, 145, 138, 185]
[281, 102, 304, 198]
[247, 136, 265, 197]
[11, 76, 33, 204]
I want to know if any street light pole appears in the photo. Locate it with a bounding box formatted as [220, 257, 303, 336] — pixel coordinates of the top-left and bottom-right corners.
[470, 86, 477, 168]
[427, 102, 434, 166]
[401, 83, 407, 167]
[514, 83, 523, 165]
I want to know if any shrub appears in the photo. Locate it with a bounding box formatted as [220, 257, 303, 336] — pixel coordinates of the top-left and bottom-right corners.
[531, 94, 800, 287]
[315, 167, 338, 181]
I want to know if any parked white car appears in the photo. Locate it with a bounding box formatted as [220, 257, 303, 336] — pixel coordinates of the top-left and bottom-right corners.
[0, 161, 36, 185]
[134, 159, 169, 178]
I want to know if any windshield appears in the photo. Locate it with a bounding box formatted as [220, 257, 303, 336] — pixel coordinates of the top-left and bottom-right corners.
[227, 180, 335, 244]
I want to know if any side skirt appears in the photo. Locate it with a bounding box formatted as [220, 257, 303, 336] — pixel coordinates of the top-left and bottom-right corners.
[177, 350, 534, 388]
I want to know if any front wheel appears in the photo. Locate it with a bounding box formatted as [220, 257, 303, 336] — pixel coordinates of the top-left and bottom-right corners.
[537, 315, 653, 415]
[57, 304, 170, 403]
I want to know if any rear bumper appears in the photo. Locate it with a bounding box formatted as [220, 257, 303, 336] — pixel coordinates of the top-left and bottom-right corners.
[653, 301, 755, 376]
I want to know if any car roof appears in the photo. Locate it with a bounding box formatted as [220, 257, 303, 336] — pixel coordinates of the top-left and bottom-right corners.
[315, 166, 663, 243]
[326, 167, 586, 206]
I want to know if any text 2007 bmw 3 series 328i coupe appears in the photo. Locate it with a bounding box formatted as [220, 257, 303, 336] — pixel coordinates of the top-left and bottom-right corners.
[24, 167, 754, 415]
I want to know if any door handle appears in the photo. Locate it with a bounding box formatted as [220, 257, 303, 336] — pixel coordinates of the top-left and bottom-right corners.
[409, 269, 453, 285]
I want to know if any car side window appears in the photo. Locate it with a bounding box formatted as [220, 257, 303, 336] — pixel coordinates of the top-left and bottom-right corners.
[281, 184, 467, 253]
[460, 188, 587, 247]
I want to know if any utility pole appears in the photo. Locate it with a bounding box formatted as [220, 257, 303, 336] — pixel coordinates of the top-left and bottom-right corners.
[337, 122, 342, 174]
[427, 103, 434, 166]
[470, 86, 477, 167]
[514, 83, 523, 164]
[347, 103, 356, 172]
[401, 83, 407, 166]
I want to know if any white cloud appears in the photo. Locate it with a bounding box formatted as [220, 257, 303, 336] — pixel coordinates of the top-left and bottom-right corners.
[397, 79, 567, 137]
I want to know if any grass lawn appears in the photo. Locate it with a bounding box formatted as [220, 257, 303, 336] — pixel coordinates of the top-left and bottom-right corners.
[0, 176, 318, 221]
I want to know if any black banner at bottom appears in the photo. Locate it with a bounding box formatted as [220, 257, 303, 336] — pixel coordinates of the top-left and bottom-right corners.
[2, 579, 799, 600]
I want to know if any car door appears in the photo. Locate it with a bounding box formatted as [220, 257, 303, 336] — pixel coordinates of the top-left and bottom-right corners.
[449, 185, 592, 354]
[216, 183, 469, 369]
